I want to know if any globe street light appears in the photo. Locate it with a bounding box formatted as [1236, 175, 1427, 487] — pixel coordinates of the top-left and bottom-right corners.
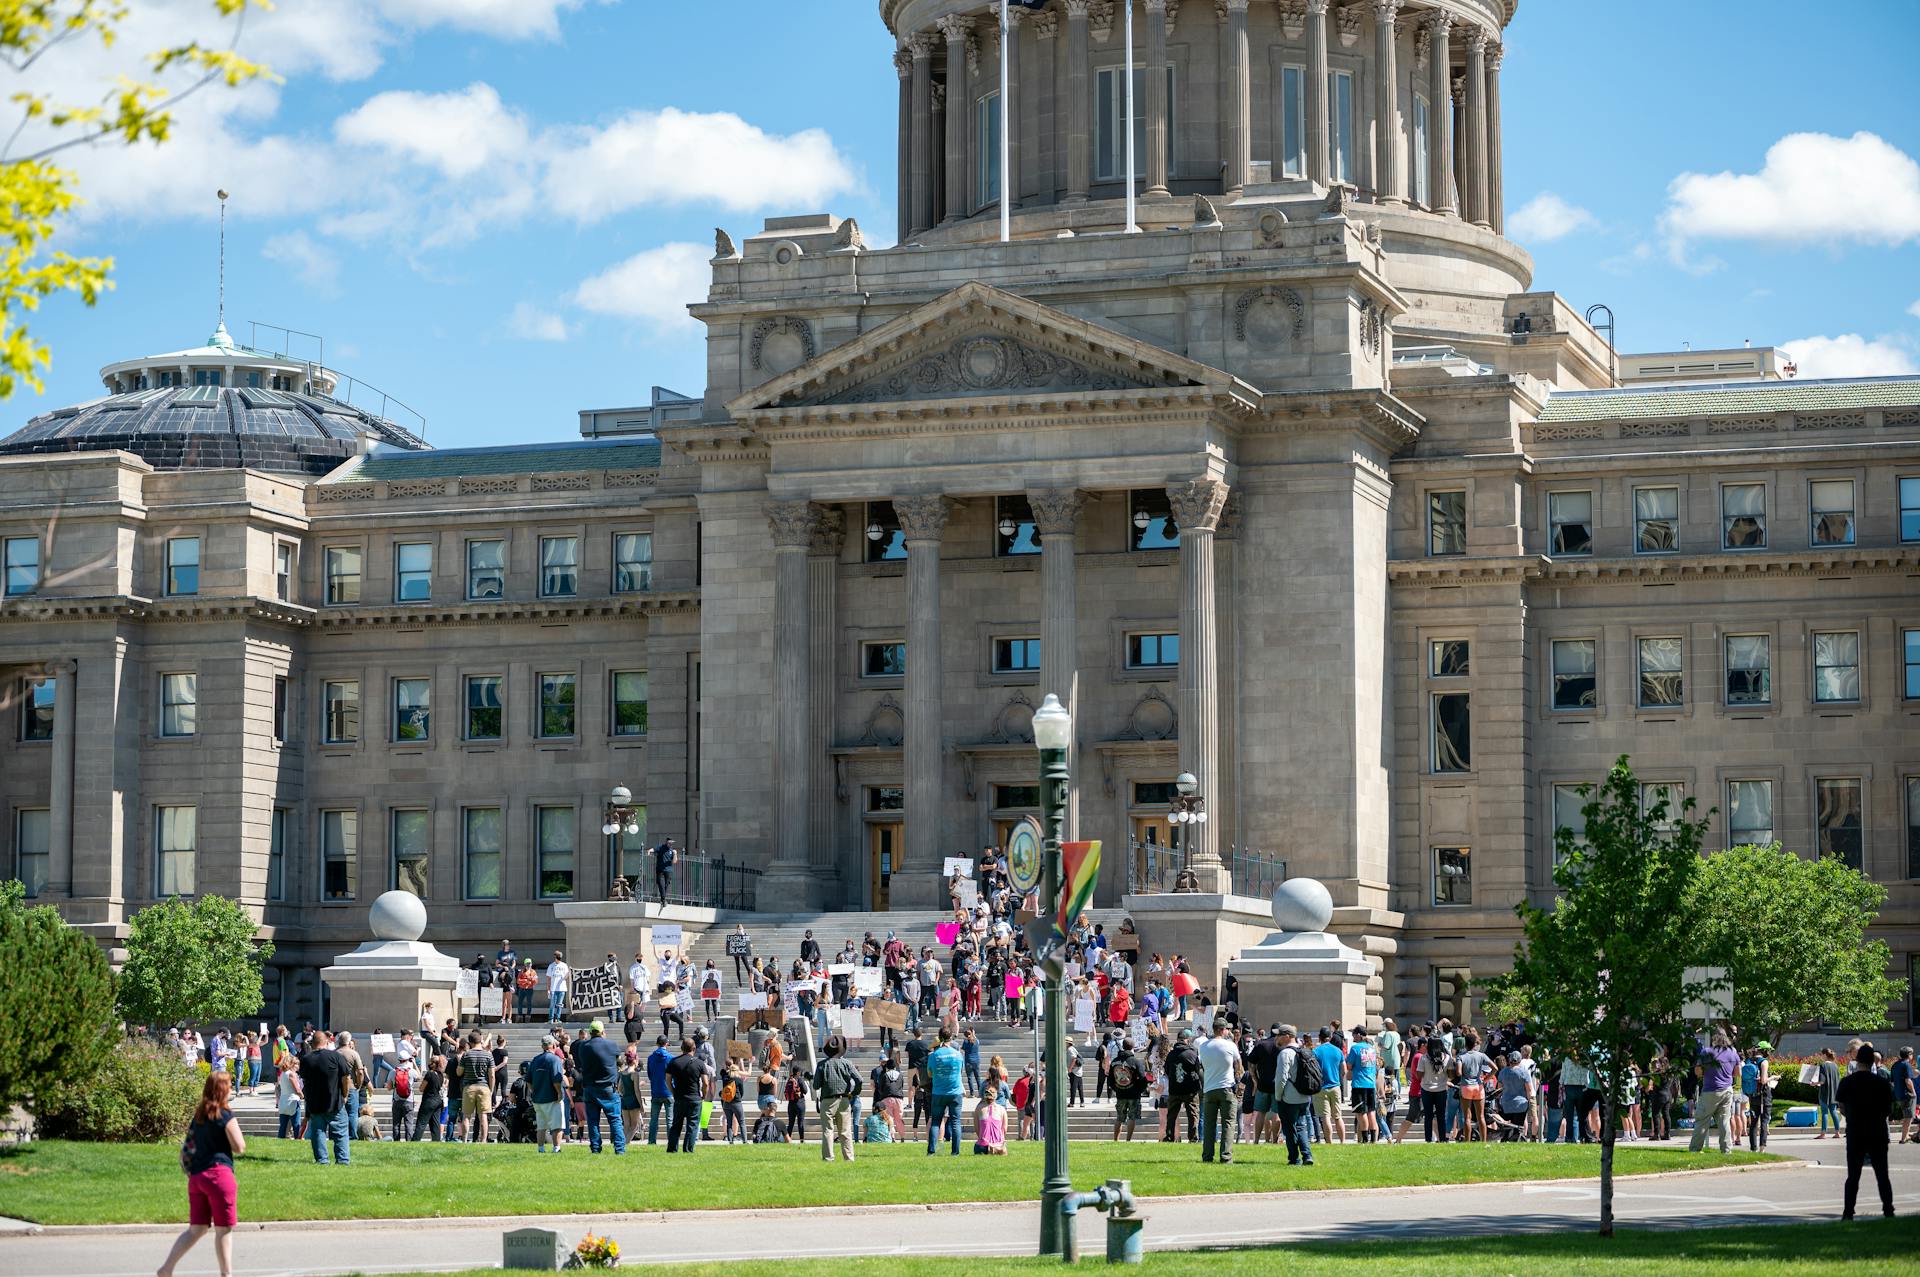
[1170, 771, 1206, 892]
[1030, 692, 1073, 1257]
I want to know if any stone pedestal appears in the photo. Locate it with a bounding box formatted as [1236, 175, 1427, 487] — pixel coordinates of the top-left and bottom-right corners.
[321, 891, 461, 1033]
[1226, 878, 1373, 1032]
[551, 901, 718, 973]
[1122, 891, 1276, 1000]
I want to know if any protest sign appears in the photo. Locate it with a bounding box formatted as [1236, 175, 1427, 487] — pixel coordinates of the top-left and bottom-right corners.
[652, 924, 683, 953]
[738, 992, 768, 1012]
[942, 857, 973, 879]
[827, 962, 855, 976]
[782, 991, 800, 1017]
[954, 877, 979, 908]
[1064, 961, 1082, 980]
[853, 968, 883, 996]
[368, 1033, 395, 1056]
[726, 1040, 754, 1062]
[1073, 999, 1095, 1033]
[1004, 971, 1024, 1002]
[864, 1001, 908, 1030]
[570, 961, 621, 1013]
[1112, 929, 1140, 954]
[840, 1014, 865, 1041]
[456, 970, 479, 1002]
[1799, 1064, 1822, 1087]
[1129, 1019, 1148, 1051]
[935, 923, 960, 946]
[725, 935, 752, 957]
[479, 989, 504, 1017]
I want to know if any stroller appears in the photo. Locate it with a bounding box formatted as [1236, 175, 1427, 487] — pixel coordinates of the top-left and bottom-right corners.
[493, 1077, 537, 1144]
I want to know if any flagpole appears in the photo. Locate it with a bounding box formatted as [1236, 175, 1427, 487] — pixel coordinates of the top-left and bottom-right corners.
[1000, 0, 1011, 243]
[1123, 0, 1138, 233]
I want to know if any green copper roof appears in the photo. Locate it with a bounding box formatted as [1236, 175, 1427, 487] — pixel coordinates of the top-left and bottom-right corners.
[332, 438, 662, 482]
[1538, 375, 1920, 423]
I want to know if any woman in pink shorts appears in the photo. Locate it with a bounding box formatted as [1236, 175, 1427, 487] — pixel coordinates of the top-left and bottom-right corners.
[158, 1070, 246, 1277]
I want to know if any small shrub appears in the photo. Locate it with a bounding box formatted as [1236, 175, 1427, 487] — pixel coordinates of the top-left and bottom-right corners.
[36, 1040, 201, 1142]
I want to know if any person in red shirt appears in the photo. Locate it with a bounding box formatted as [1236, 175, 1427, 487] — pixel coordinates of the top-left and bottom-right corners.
[1109, 985, 1131, 1026]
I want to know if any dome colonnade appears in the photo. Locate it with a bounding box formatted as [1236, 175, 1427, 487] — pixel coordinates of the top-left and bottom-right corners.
[886, 0, 1511, 241]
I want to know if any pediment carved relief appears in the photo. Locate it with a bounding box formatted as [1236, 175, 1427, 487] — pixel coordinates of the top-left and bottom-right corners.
[819, 332, 1155, 406]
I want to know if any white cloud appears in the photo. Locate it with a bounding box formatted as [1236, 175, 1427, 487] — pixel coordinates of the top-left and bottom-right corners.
[571, 243, 710, 333]
[1507, 192, 1597, 243]
[544, 108, 859, 220]
[508, 302, 571, 342]
[1908, 299, 1920, 319]
[262, 230, 342, 296]
[334, 83, 530, 180]
[1779, 334, 1919, 380]
[376, 0, 605, 41]
[1661, 132, 1920, 251]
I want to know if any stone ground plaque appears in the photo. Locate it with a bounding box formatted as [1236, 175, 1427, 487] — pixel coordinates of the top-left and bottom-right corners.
[503, 1226, 564, 1271]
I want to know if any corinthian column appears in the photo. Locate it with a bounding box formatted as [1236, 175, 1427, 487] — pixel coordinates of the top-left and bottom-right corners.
[1167, 477, 1229, 892]
[806, 509, 844, 890]
[1486, 41, 1505, 233]
[1029, 488, 1085, 836]
[1144, 0, 1170, 196]
[1426, 11, 1454, 217]
[1064, 0, 1092, 203]
[765, 502, 821, 904]
[1305, 0, 1331, 186]
[1374, 0, 1405, 205]
[909, 33, 936, 236]
[1463, 27, 1489, 227]
[1224, 0, 1250, 193]
[896, 494, 956, 905]
[46, 658, 75, 898]
[941, 14, 971, 223]
[895, 47, 914, 242]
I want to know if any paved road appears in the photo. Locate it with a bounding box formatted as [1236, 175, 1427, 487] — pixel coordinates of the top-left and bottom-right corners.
[1, 1148, 1914, 1277]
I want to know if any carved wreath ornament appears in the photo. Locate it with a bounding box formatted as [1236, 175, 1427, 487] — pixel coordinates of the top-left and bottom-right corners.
[825, 334, 1134, 405]
[750, 317, 815, 370]
[1232, 286, 1307, 345]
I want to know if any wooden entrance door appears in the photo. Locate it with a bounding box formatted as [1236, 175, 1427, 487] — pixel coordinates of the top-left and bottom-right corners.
[1131, 816, 1173, 891]
[869, 821, 902, 910]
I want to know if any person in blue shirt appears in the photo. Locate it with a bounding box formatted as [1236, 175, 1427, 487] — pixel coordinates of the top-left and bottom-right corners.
[1313, 1029, 1348, 1144]
[926, 1028, 966, 1155]
[1345, 1026, 1381, 1143]
[525, 1037, 568, 1153]
[645, 1035, 673, 1146]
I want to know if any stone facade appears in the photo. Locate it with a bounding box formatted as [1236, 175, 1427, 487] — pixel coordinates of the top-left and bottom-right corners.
[1, 0, 1917, 1034]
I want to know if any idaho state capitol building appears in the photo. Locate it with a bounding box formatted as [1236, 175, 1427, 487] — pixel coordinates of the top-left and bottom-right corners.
[2, 0, 1918, 1031]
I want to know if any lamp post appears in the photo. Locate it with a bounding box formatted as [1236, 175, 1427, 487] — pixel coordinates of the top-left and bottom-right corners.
[1031, 692, 1073, 1258]
[1169, 771, 1207, 893]
[601, 785, 644, 898]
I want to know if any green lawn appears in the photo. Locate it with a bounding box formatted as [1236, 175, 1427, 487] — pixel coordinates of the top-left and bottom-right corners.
[0, 1137, 1778, 1225]
[334, 1218, 1919, 1277]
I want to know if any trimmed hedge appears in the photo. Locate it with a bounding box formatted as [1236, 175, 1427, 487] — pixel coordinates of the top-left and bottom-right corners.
[35, 1040, 201, 1142]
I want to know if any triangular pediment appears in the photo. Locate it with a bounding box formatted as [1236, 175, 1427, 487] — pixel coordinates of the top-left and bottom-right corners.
[731, 281, 1246, 415]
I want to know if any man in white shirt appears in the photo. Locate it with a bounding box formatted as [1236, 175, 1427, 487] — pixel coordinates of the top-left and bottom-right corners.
[546, 950, 571, 1024]
[1197, 1018, 1244, 1164]
[628, 953, 650, 1021]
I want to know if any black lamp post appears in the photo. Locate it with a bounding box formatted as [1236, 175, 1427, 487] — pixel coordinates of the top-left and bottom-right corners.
[1169, 771, 1206, 893]
[1032, 692, 1073, 1257]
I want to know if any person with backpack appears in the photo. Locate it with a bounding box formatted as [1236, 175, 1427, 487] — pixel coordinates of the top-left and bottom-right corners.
[813, 1034, 862, 1162]
[1274, 1025, 1318, 1166]
[389, 1051, 420, 1141]
[1160, 1029, 1202, 1143]
[717, 1057, 748, 1144]
[1108, 1040, 1149, 1141]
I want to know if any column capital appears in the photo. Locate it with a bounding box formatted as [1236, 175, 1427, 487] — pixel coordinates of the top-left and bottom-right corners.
[1215, 489, 1245, 540]
[767, 500, 820, 549]
[1026, 488, 1087, 538]
[1224, 0, 1250, 14]
[809, 506, 846, 557]
[931, 80, 946, 108]
[1145, 0, 1167, 12]
[1032, 8, 1060, 37]
[894, 46, 913, 77]
[1466, 25, 1488, 55]
[1164, 0, 1182, 35]
[1004, 2, 1027, 26]
[1412, 17, 1430, 62]
[41, 658, 77, 676]
[938, 13, 972, 44]
[1371, 0, 1402, 19]
[1425, 8, 1452, 37]
[894, 494, 958, 541]
[1166, 477, 1230, 532]
[1064, 0, 1092, 18]
[1305, 0, 1330, 16]
[1486, 41, 1504, 71]
[908, 29, 937, 58]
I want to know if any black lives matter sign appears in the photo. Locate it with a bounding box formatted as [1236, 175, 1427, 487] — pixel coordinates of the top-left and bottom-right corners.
[570, 961, 622, 1012]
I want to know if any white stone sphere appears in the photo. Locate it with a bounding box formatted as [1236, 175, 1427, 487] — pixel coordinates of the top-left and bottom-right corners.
[1271, 878, 1333, 934]
[369, 890, 427, 942]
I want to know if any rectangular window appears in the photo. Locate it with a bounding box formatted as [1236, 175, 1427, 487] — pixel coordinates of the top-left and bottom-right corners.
[611, 670, 649, 736]
[993, 784, 1040, 809]
[275, 543, 294, 601]
[1725, 635, 1771, 706]
[1634, 486, 1679, 553]
[1128, 489, 1179, 550]
[1280, 64, 1307, 178]
[1809, 478, 1855, 547]
[272, 675, 289, 743]
[1548, 491, 1594, 556]
[20, 676, 54, 741]
[1637, 636, 1684, 707]
[463, 807, 503, 900]
[975, 90, 1001, 205]
[156, 805, 196, 897]
[1550, 638, 1597, 710]
[1906, 629, 1920, 700]
[1907, 777, 1920, 879]
[1328, 68, 1355, 184]
[1411, 94, 1431, 206]
[392, 808, 430, 896]
[1552, 784, 1588, 862]
[1432, 847, 1471, 906]
[394, 542, 432, 602]
[537, 805, 575, 900]
[15, 808, 48, 898]
[465, 675, 503, 740]
[466, 539, 505, 600]
[1721, 483, 1766, 549]
[193, 369, 222, 386]
[160, 673, 197, 738]
[322, 680, 359, 744]
[1427, 490, 1466, 556]
[320, 808, 357, 901]
[1127, 632, 1179, 669]
[1900, 477, 1920, 543]
[613, 532, 653, 592]
[538, 672, 576, 738]
[866, 786, 905, 812]
[1094, 65, 1173, 182]
[1727, 779, 1774, 847]
[1816, 778, 1863, 871]
[324, 546, 361, 605]
[539, 536, 578, 597]
[165, 537, 200, 596]
[992, 637, 1041, 673]
[1812, 631, 1861, 703]
[994, 495, 1039, 557]
[1431, 692, 1470, 772]
[861, 641, 907, 678]
[4, 536, 39, 595]
[1641, 782, 1686, 834]
[863, 502, 907, 562]
[393, 677, 430, 742]
[267, 808, 286, 902]
[1430, 639, 1470, 677]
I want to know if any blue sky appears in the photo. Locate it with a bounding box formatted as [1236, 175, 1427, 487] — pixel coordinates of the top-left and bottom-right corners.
[22, 0, 1920, 447]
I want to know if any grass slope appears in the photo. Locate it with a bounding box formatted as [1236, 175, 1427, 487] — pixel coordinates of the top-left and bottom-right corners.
[0, 1137, 1776, 1225]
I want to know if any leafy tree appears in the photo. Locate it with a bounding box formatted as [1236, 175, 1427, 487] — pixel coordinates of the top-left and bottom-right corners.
[0, 879, 117, 1114]
[1691, 841, 1903, 1044]
[0, 1, 272, 397]
[117, 895, 273, 1027]
[1488, 757, 1712, 1237]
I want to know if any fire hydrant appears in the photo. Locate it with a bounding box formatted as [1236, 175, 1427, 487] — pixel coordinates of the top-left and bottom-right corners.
[1058, 1178, 1145, 1263]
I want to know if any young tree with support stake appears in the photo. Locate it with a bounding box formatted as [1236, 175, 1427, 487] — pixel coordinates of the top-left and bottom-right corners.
[1488, 756, 1711, 1237]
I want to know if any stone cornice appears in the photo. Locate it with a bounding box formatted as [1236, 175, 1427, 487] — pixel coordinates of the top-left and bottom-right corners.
[1244, 388, 1426, 451]
[657, 424, 771, 466]
[737, 385, 1242, 439]
[0, 591, 699, 628]
[1389, 545, 1920, 586]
